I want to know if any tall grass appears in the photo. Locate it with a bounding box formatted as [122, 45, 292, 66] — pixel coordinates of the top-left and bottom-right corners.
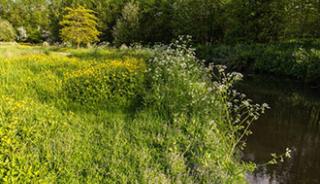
[0, 41, 265, 183]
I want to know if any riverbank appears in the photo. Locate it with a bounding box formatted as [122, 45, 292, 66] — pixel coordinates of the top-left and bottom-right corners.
[0, 42, 261, 183]
[197, 40, 320, 87]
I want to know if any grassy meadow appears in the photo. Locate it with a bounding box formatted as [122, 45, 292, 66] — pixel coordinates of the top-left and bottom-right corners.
[1, 0, 317, 183]
[0, 42, 266, 183]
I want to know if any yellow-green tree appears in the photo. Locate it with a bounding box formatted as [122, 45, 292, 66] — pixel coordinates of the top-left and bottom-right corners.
[60, 6, 100, 48]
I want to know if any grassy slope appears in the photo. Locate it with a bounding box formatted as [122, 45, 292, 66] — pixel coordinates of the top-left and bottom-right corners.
[0, 44, 249, 183]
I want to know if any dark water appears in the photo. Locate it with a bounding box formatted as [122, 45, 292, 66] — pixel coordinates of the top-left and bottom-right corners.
[238, 76, 320, 184]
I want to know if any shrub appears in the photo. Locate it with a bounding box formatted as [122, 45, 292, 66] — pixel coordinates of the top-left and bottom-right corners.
[146, 37, 211, 118]
[303, 49, 320, 83]
[197, 42, 320, 85]
[0, 19, 16, 42]
[144, 37, 267, 183]
[63, 58, 146, 109]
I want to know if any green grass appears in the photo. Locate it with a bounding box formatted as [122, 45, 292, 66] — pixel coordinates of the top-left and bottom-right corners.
[0, 44, 253, 183]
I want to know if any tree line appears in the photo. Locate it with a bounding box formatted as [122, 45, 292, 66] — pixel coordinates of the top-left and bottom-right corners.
[0, 0, 320, 45]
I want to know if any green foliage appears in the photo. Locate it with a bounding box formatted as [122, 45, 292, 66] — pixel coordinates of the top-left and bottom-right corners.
[144, 37, 267, 183]
[63, 58, 146, 109]
[146, 36, 210, 118]
[0, 19, 16, 41]
[172, 0, 226, 43]
[113, 1, 141, 46]
[1, 0, 320, 44]
[198, 42, 320, 85]
[60, 6, 100, 47]
[225, 0, 286, 43]
[0, 0, 50, 43]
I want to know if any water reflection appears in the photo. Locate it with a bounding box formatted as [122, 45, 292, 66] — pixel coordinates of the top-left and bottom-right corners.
[238, 76, 320, 184]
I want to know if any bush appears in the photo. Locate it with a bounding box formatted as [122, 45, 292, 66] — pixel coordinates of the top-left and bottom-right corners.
[144, 37, 267, 183]
[197, 42, 320, 85]
[63, 58, 146, 109]
[146, 37, 212, 118]
[0, 19, 16, 42]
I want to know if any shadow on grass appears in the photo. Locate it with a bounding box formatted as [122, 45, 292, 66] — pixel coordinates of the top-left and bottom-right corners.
[45, 47, 152, 62]
[70, 49, 152, 62]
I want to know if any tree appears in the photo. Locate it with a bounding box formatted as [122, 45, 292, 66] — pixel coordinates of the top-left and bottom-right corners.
[113, 1, 141, 46]
[138, 0, 175, 43]
[60, 6, 100, 47]
[0, 19, 16, 42]
[282, 0, 320, 39]
[172, 0, 226, 43]
[0, 0, 51, 43]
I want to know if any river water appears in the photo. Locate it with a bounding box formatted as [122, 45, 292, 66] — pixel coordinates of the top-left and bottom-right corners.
[238, 76, 320, 184]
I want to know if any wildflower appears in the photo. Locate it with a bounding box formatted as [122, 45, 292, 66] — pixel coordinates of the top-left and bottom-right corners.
[285, 148, 292, 158]
[216, 65, 227, 73]
[242, 100, 250, 107]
